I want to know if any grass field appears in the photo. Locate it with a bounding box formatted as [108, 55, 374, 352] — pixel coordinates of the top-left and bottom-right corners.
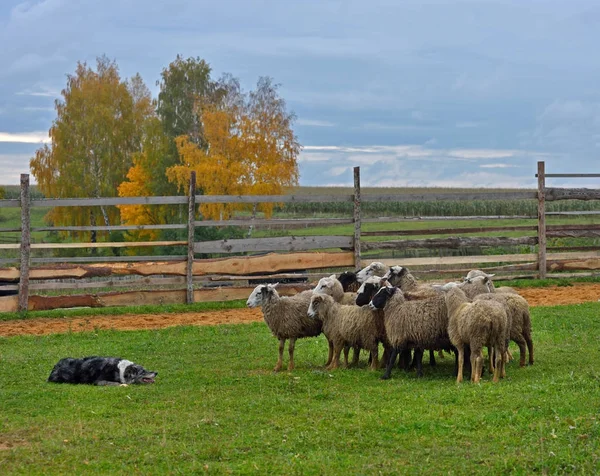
[1, 302, 599, 474]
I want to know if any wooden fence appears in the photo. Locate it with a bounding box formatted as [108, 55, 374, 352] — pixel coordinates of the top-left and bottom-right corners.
[0, 162, 599, 313]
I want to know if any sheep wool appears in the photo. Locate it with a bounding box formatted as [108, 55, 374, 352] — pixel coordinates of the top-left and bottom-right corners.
[246, 284, 322, 372]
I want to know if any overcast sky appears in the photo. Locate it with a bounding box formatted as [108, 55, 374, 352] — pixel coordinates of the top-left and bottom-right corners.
[1, 0, 599, 189]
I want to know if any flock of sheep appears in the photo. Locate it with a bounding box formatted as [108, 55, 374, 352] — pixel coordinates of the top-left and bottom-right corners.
[246, 263, 534, 383]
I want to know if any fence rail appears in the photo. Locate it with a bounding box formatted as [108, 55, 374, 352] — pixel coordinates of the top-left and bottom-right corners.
[0, 161, 598, 313]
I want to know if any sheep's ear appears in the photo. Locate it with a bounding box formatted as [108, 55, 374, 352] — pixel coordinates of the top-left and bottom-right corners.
[329, 274, 336, 279]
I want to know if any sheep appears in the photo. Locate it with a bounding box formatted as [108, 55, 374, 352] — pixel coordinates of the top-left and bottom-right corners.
[464, 269, 517, 294]
[356, 262, 390, 283]
[383, 265, 439, 298]
[313, 274, 361, 365]
[443, 286, 508, 384]
[459, 276, 534, 367]
[383, 266, 447, 365]
[337, 271, 360, 293]
[474, 293, 534, 367]
[246, 284, 322, 372]
[368, 285, 454, 379]
[355, 276, 383, 306]
[314, 275, 357, 305]
[308, 293, 382, 371]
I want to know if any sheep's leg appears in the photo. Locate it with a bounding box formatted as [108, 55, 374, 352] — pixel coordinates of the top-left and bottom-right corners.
[400, 349, 412, 370]
[325, 339, 334, 366]
[413, 348, 425, 378]
[473, 348, 483, 384]
[381, 347, 399, 380]
[327, 343, 342, 370]
[352, 346, 361, 367]
[437, 350, 445, 359]
[429, 349, 437, 367]
[525, 332, 534, 365]
[369, 345, 379, 371]
[512, 334, 527, 368]
[456, 346, 464, 384]
[487, 345, 494, 374]
[492, 346, 502, 383]
[274, 338, 285, 372]
[343, 345, 350, 367]
[380, 345, 391, 369]
[506, 348, 514, 361]
[287, 337, 296, 371]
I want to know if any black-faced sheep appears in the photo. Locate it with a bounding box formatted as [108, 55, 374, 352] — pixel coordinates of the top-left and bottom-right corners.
[246, 284, 322, 372]
[337, 271, 360, 293]
[308, 293, 382, 370]
[368, 285, 454, 379]
[443, 286, 508, 384]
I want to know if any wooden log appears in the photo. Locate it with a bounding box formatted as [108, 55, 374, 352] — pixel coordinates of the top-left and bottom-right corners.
[545, 187, 600, 201]
[537, 161, 547, 279]
[187, 172, 196, 304]
[193, 236, 353, 254]
[361, 236, 537, 251]
[0, 296, 18, 313]
[547, 230, 600, 238]
[361, 191, 537, 202]
[361, 225, 538, 237]
[353, 166, 361, 272]
[18, 174, 31, 312]
[27, 294, 104, 311]
[193, 218, 353, 228]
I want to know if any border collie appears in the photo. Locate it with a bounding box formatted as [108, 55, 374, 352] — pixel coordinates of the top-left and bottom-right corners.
[48, 356, 157, 386]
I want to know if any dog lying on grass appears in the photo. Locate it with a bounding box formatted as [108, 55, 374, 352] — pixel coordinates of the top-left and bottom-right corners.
[48, 356, 157, 386]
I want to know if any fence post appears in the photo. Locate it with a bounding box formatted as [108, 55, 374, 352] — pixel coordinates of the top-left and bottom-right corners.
[537, 161, 547, 279]
[353, 166, 361, 271]
[186, 171, 196, 304]
[18, 174, 31, 312]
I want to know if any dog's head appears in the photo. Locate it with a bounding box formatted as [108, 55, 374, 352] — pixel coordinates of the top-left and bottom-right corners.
[121, 362, 157, 384]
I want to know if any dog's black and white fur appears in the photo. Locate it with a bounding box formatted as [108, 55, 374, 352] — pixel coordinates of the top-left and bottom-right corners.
[48, 356, 157, 386]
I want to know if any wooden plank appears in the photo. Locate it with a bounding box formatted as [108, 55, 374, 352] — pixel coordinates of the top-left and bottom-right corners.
[361, 236, 537, 251]
[547, 230, 600, 238]
[193, 236, 353, 254]
[0, 241, 186, 250]
[0, 252, 354, 281]
[545, 187, 600, 201]
[547, 211, 600, 216]
[361, 215, 537, 223]
[28, 276, 187, 291]
[538, 161, 547, 279]
[32, 256, 186, 264]
[353, 166, 361, 272]
[30, 196, 188, 208]
[368, 251, 600, 268]
[19, 174, 31, 312]
[193, 218, 353, 227]
[361, 191, 537, 202]
[0, 199, 20, 208]
[193, 194, 353, 204]
[361, 225, 538, 237]
[187, 172, 196, 304]
[32, 224, 186, 232]
[542, 174, 600, 178]
[0, 296, 18, 313]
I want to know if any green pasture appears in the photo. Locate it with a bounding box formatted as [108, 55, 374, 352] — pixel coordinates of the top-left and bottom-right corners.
[0, 302, 599, 474]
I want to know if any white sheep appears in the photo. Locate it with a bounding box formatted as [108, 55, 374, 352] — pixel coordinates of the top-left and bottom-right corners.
[356, 262, 390, 283]
[246, 284, 322, 372]
[308, 293, 382, 371]
[313, 275, 357, 305]
[443, 286, 508, 384]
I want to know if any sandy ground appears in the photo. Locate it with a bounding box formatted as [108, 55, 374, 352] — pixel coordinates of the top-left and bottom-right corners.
[0, 283, 598, 338]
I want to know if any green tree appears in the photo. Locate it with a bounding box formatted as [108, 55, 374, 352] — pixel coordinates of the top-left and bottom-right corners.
[30, 56, 154, 243]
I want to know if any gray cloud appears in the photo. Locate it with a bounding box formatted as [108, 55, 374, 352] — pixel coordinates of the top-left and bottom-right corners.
[1, 0, 599, 188]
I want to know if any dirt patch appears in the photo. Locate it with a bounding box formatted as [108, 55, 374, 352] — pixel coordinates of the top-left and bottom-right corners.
[0, 284, 598, 338]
